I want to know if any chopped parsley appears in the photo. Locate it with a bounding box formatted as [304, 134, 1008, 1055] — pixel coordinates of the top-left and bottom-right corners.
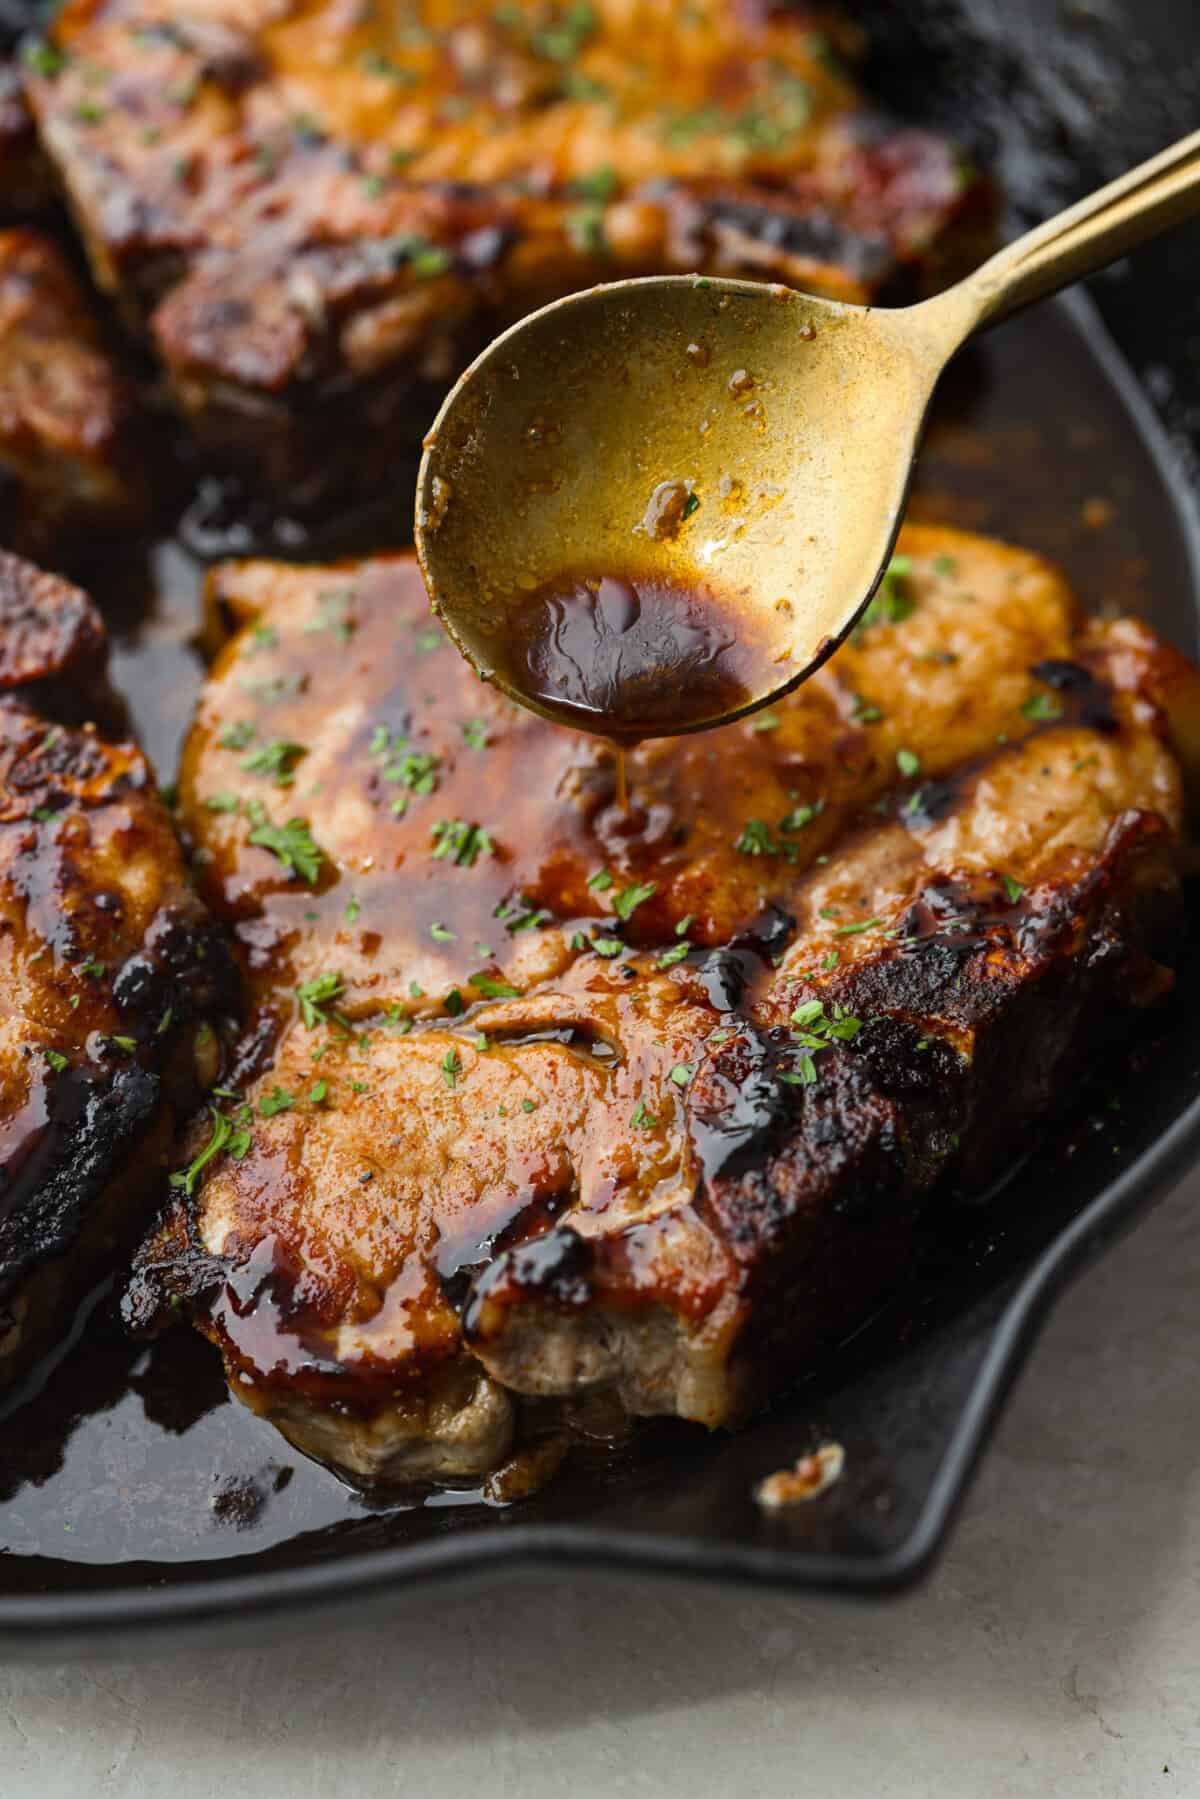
[833, 916, 883, 937]
[735, 819, 777, 856]
[296, 971, 346, 1030]
[470, 972, 520, 999]
[259, 1087, 296, 1118]
[851, 693, 882, 725]
[42, 1047, 69, 1074]
[206, 792, 240, 814]
[382, 750, 440, 795]
[1002, 874, 1026, 903]
[529, 1, 598, 61]
[430, 922, 457, 942]
[630, 1099, 658, 1129]
[592, 936, 624, 958]
[441, 1049, 462, 1090]
[431, 818, 495, 867]
[566, 203, 608, 255]
[22, 40, 65, 78]
[566, 164, 618, 202]
[1022, 691, 1063, 723]
[495, 895, 551, 933]
[657, 941, 691, 969]
[855, 556, 915, 637]
[344, 895, 361, 924]
[613, 880, 656, 921]
[242, 739, 306, 784]
[896, 747, 921, 778]
[218, 721, 256, 751]
[461, 718, 490, 750]
[781, 800, 823, 834]
[303, 589, 355, 642]
[169, 1107, 253, 1196]
[308, 1080, 328, 1105]
[247, 812, 324, 884]
[785, 1000, 864, 1082]
[668, 1063, 694, 1087]
[587, 868, 614, 892]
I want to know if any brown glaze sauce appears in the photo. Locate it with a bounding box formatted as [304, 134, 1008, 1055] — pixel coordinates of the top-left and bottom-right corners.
[0, 302, 1193, 1581]
[497, 571, 777, 744]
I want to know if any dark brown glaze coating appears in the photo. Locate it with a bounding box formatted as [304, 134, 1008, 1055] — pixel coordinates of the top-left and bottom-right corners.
[140, 523, 1200, 1482]
[0, 229, 143, 556]
[26, 0, 996, 505]
[183, 525, 1103, 1015]
[0, 65, 51, 218]
[0, 552, 236, 1387]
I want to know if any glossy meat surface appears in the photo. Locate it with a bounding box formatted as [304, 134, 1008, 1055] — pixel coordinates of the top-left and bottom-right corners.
[26, 0, 994, 503]
[0, 552, 234, 1387]
[136, 525, 1200, 1482]
[0, 229, 141, 555]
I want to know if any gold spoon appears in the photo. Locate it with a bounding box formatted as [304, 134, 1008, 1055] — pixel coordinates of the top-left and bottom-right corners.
[416, 128, 1200, 740]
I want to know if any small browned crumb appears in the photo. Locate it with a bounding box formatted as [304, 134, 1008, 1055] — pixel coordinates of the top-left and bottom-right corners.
[638, 477, 696, 540]
[755, 1442, 845, 1509]
[686, 341, 711, 368]
[728, 367, 755, 396]
[1081, 496, 1116, 530]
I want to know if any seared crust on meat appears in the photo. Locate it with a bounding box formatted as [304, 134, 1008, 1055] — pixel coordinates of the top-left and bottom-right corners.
[0, 552, 235, 1387]
[135, 525, 1200, 1483]
[27, 0, 996, 505]
[0, 63, 51, 218]
[0, 229, 142, 555]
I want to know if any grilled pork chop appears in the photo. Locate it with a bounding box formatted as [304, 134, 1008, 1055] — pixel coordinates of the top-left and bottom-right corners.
[131, 524, 1200, 1484]
[0, 229, 142, 555]
[25, 0, 995, 507]
[0, 550, 235, 1390]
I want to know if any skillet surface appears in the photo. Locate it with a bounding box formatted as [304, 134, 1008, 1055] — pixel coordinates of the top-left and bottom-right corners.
[1, 0, 1199, 1644]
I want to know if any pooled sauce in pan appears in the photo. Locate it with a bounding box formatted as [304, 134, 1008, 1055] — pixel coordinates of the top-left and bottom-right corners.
[0, 303, 1194, 1588]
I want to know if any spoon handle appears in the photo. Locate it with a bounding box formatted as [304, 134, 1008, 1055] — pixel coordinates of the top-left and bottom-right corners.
[947, 127, 1200, 334]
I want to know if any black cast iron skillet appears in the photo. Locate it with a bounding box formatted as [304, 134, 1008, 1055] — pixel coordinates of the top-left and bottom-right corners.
[2, 0, 1200, 1652]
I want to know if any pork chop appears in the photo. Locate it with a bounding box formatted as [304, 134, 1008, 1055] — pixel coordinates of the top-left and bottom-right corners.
[25, 0, 995, 508]
[130, 525, 1200, 1484]
[0, 549, 236, 1390]
[0, 229, 142, 556]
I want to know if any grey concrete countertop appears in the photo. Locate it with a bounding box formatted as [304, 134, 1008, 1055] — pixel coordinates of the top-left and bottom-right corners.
[2, 1165, 1199, 1798]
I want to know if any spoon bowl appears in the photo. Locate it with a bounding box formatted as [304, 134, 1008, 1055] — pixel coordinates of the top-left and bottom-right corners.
[416, 128, 1200, 736]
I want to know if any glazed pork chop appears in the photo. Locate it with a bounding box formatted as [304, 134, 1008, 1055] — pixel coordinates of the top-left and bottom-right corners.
[25, 0, 995, 507]
[0, 550, 235, 1390]
[0, 229, 142, 555]
[131, 524, 1200, 1484]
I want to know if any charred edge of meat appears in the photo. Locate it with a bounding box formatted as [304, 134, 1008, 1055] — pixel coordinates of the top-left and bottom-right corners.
[0, 1063, 160, 1310]
[465, 813, 1183, 1423]
[0, 903, 237, 1312]
[0, 552, 128, 734]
